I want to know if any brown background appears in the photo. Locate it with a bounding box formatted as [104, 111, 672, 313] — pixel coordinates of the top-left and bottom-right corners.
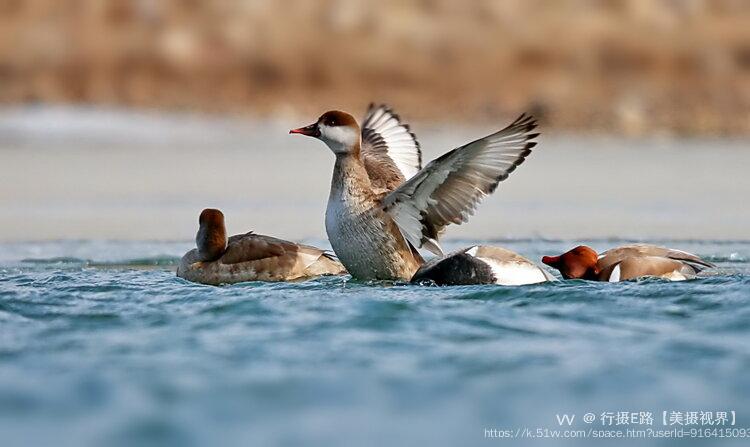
[1, 0, 749, 134]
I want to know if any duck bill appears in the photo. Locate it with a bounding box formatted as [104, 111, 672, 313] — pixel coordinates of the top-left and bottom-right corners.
[289, 123, 320, 138]
[541, 255, 561, 267]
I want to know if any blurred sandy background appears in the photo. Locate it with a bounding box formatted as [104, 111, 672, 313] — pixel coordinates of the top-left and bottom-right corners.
[0, 0, 749, 242]
[1, 0, 749, 134]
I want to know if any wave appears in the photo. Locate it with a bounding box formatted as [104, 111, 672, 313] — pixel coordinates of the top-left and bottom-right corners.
[19, 256, 180, 268]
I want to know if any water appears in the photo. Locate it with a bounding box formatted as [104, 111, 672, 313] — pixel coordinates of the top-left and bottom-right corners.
[2, 106, 749, 445]
[1, 238, 748, 447]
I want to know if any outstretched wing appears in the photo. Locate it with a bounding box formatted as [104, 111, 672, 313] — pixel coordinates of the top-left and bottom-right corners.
[381, 114, 538, 255]
[361, 103, 421, 192]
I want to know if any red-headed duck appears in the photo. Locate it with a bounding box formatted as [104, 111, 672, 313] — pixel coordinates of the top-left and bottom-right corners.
[542, 244, 715, 282]
[291, 105, 538, 281]
[412, 245, 556, 286]
[177, 209, 346, 285]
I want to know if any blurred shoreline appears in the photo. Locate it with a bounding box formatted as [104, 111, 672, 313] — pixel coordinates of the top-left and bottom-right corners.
[0, 1, 749, 135]
[1, 105, 748, 242]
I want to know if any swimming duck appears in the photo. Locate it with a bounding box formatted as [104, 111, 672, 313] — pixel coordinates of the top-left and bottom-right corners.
[541, 244, 715, 281]
[291, 107, 538, 281]
[411, 245, 556, 286]
[177, 209, 346, 285]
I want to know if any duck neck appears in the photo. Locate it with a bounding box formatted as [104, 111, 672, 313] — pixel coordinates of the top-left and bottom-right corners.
[196, 225, 228, 261]
[583, 266, 600, 281]
[330, 147, 372, 201]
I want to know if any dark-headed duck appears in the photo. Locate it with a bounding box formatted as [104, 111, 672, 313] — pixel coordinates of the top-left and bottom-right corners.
[291, 104, 539, 281]
[177, 209, 346, 285]
[412, 245, 555, 286]
[542, 244, 715, 282]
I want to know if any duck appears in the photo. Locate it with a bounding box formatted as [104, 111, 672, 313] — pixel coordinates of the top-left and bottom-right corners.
[177, 209, 346, 285]
[411, 245, 556, 286]
[541, 244, 715, 282]
[290, 106, 538, 281]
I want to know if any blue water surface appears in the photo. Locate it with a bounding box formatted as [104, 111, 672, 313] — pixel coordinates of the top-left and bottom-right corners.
[0, 239, 749, 447]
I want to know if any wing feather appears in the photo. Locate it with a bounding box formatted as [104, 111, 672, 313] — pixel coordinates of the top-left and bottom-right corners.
[360, 104, 422, 191]
[382, 114, 538, 255]
[220, 234, 288, 265]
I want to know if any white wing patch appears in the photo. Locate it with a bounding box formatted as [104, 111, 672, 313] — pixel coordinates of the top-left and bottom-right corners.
[361, 104, 421, 180]
[608, 264, 622, 282]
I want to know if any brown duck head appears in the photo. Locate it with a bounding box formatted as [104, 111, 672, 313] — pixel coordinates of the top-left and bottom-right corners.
[542, 245, 600, 280]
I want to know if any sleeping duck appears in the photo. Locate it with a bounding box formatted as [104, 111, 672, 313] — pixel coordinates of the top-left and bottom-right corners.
[177, 209, 346, 285]
[411, 245, 555, 286]
[541, 244, 715, 282]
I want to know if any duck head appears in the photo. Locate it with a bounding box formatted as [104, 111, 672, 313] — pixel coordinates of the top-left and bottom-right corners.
[199, 208, 224, 227]
[197, 208, 228, 262]
[542, 245, 600, 280]
[290, 110, 360, 155]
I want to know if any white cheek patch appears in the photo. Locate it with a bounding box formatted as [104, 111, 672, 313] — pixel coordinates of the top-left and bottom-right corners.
[321, 125, 358, 153]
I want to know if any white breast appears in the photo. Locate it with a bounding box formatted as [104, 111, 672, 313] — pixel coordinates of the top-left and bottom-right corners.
[325, 194, 407, 280]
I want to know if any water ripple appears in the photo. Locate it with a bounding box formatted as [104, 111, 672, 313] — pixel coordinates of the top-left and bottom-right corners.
[0, 239, 749, 446]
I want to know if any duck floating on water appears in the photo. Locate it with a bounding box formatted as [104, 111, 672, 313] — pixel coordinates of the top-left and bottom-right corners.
[291, 105, 538, 281]
[542, 244, 715, 282]
[412, 245, 555, 286]
[177, 209, 345, 285]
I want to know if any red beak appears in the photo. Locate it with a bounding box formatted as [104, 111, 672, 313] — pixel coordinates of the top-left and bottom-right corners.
[541, 255, 560, 267]
[289, 123, 320, 138]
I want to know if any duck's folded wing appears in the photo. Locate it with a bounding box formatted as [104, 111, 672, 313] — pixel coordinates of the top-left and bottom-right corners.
[361, 103, 422, 191]
[293, 245, 342, 269]
[663, 248, 716, 269]
[223, 234, 340, 271]
[601, 244, 716, 270]
[381, 114, 538, 256]
[220, 235, 287, 264]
